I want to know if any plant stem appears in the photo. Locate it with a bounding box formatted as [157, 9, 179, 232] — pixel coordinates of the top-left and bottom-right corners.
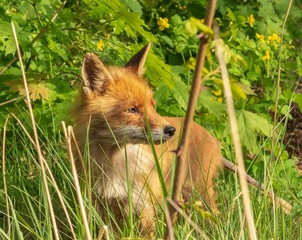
[164, 1, 217, 239]
[11, 21, 60, 240]
[214, 23, 257, 240]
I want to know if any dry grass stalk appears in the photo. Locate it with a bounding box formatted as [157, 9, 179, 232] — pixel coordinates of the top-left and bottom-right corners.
[2, 116, 11, 238]
[11, 21, 60, 240]
[0, 98, 18, 107]
[7, 113, 77, 239]
[214, 24, 257, 240]
[97, 226, 110, 240]
[62, 122, 92, 240]
[69, 128, 91, 221]
[164, 1, 217, 239]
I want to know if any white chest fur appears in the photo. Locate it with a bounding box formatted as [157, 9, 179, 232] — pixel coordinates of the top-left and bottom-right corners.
[94, 144, 155, 205]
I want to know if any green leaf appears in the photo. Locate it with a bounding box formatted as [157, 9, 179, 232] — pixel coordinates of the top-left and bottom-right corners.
[160, 35, 174, 48]
[121, 0, 143, 14]
[3, 37, 16, 55]
[198, 91, 226, 119]
[185, 17, 213, 37]
[145, 49, 174, 88]
[185, 19, 198, 36]
[173, 77, 189, 110]
[236, 110, 273, 152]
[154, 83, 170, 103]
[107, 1, 156, 42]
[226, 8, 236, 22]
[294, 93, 302, 113]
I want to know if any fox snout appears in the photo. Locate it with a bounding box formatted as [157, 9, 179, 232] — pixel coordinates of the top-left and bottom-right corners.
[163, 125, 176, 138]
[149, 124, 176, 144]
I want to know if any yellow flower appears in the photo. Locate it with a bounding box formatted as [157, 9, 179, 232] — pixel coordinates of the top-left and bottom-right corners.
[97, 39, 104, 51]
[197, 19, 205, 24]
[157, 17, 170, 31]
[256, 33, 265, 43]
[176, 3, 187, 10]
[268, 33, 281, 43]
[212, 89, 222, 96]
[10, 8, 17, 14]
[262, 50, 271, 61]
[186, 57, 196, 70]
[212, 89, 223, 102]
[247, 14, 255, 27]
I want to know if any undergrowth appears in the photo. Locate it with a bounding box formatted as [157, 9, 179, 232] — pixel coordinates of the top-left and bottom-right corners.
[0, 107, 301, 239]
[0, 0, 301, 239]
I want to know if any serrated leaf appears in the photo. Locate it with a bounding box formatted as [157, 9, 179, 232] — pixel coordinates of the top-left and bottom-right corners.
[108, 1, 156, 42]
[173, 77, 189, 110]
[198, 91, 225, 119]
[5, 80, 52, 101]
[27, 83, 51, 101]
[154, 83, 170, 103]
[121, 0, 142, 14]
[236, 110, 273, 152]
[231, 82, 247, 99]
[145, 50, 174, 88]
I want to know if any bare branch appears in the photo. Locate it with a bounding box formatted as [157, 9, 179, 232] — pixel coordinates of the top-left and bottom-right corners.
[164, 1, 217, 239]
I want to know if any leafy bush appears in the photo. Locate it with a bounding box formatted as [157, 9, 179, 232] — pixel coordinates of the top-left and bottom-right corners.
[0, 0, 302, 238]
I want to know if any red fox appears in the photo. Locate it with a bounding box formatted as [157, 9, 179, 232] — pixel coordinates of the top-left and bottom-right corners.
[73, 43, 222, 235]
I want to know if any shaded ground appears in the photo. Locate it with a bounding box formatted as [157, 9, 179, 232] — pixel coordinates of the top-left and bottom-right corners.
[284, 80, 302, 174]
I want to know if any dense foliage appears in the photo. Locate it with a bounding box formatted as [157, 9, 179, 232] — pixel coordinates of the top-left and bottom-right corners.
[0, 0, 301, 239]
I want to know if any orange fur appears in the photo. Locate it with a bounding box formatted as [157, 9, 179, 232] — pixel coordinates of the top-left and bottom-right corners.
[72, 43, 222, 236]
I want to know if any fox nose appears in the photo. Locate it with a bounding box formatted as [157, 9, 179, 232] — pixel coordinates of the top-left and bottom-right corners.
[163, 125, 176, 137]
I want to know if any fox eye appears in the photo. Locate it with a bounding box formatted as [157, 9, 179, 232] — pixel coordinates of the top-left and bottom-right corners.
[126, 107, 139, 113]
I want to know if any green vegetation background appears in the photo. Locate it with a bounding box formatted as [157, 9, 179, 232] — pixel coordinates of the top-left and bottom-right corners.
[0, 0, 301, 239]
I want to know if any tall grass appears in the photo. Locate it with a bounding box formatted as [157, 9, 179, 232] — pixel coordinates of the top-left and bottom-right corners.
[0, 105, 301, 239]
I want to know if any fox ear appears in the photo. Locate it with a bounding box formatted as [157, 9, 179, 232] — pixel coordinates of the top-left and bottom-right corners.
[82, 53, 113, 95]
[125, 42, 151, 76]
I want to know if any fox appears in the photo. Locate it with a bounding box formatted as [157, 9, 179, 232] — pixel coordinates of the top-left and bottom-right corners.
[73, 42, 222, 236]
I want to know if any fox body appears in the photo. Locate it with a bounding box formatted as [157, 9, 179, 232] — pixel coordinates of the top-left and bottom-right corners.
[73, 43, 221, 235]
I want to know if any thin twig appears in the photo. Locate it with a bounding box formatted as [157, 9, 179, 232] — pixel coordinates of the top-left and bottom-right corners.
[11, 21, 60, 240]
[62, 122, 92, 240]
[223, 158, 292, 213]
[272, 0, 293, 156]
[2, 115, 11, 238]
[214, 24, 257, 240]
[164, 1, 217, 239]
[164, 202, 175, 240]
[0, 98, 18, 107]
[0, 0, 67, 76]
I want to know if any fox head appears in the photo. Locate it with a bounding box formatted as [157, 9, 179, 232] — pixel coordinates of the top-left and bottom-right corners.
[79, 43, 175, 146]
